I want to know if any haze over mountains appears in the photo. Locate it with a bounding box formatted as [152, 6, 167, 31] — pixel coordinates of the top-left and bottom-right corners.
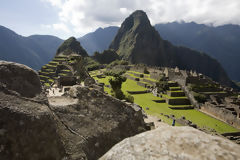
[1, 11, 240, 84]
[0, 25, 63, 70]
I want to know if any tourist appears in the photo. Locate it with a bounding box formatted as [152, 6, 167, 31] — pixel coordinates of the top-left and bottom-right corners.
[172, 119, 175, 126]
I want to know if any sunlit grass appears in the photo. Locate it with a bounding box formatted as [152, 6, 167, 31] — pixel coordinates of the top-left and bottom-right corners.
[91, 70, 239, 133]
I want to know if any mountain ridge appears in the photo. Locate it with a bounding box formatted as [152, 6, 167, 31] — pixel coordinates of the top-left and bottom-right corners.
[0, 25, 63, 70]
[109, 10, 234, 87]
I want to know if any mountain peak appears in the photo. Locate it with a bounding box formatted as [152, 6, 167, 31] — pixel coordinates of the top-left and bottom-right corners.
[121, 10, 151, 31]
[109, 10, 162, 64]
[109, 11, 233, 86]
[56, 37, 88, 56]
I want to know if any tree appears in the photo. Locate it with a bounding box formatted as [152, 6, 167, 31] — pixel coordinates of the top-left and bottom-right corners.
[156, 75, 168, 93]
[109, 75, 126, 99]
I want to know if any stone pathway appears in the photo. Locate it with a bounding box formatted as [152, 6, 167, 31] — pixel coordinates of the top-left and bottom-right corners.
[48, 96, 79, 106]
[144, 115, 168, 128]
[48, 87, 64, 97]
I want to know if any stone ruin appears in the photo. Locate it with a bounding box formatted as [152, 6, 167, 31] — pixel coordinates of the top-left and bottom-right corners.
[202, 95, 240, 129]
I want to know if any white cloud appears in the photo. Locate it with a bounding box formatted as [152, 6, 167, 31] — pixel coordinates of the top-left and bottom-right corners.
[40, 23, 70, 33]
[52, 23, 70, 33]
[42, 0, 240, 38]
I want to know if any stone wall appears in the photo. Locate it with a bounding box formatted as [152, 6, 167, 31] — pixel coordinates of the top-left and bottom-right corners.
[150, 72, 160, 80]
[166, 98, 190, 105]
[142, 79, 156, 86]
[127, 90, 149, 94]
[167, 91, 185, 97]
[202, 103, 240, 129]
[170, 75, 200, 108]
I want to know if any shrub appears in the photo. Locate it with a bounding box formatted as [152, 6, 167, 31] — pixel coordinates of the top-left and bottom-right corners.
[193, 92, 207, 103]
[135, 78, 140, 81]
[104, 70, 126, 77]
[156, 80, 169, 92]
[125, 93, 134, 103]
[109, 75, 127, 100]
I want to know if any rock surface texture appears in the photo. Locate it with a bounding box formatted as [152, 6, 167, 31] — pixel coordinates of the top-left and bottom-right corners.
[0, 62, 146, 160]
[0, 83, 65, 160]
[100, 126, 240, 160]
[0, 61, 42, 97]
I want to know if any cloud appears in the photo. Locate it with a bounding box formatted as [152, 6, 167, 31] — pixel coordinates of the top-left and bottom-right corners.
[42, 0, 240, 37]
[52, 23, 70, 33]
[40, 23, 70, 33]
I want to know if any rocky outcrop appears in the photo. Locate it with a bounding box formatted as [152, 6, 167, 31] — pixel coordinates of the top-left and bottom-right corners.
[0, 83, 65, 160]
[57, 85, 146, 159]
[0, 61, 42, 97]
[109, 10, 233, 87]
[101, 126, 240, 160]
[0, 61, 146, 160]
[56, 37, 88, 56]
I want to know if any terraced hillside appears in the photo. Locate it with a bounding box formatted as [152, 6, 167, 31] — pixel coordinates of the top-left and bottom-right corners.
[90, 69, 239, 134]
[38, 55, 79, 87]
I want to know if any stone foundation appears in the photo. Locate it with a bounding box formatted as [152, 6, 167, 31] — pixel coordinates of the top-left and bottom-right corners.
[202, 103, 240, 129]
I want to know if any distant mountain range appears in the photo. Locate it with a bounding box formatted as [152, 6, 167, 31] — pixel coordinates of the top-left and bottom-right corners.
[79, 22, 240, 82]
[155, 22, 240, 82]
[1, 18, 240, 83]
[0, 25, 63, 70]
[78, 26, 119, 56]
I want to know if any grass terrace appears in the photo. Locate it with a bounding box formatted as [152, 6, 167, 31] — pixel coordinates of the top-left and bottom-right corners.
[90, 69, 239, 133]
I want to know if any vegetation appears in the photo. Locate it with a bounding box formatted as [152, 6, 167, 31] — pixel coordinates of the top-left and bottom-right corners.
[84, 57, 102, 71]
[156, 76, 169, 93]
[189, 83, 219, 92]
[56, 37, 88, 56]
[109, 75, 126, 100]
[104, 70, 126, 76]
[92, 50, 119, 64]
[90, 69, 239, 134]
[193, 92, 207, 103]
[107, 60, 129, 68]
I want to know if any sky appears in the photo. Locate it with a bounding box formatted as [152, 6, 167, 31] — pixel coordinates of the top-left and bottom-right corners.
[1, 0, 240, 39]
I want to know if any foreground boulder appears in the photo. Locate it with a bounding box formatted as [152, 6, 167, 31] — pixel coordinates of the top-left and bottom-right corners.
[0, 77, 146, 160]
[0, 61, 41, 97]
[0, 83, 65, 159]
[100, 126, 240, 160]
[49, 85, 146, 159]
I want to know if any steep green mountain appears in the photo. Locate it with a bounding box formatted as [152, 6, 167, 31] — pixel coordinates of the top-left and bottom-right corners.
[56, 37, 88, 56]
[0, 25, 63, 70]
[155, 22, 240, 81]
[78, 26, 119, 55]
[109, 10, 234, 87]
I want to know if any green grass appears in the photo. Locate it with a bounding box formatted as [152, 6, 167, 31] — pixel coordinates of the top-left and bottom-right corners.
[39, 75, 49, 79]
[46, 64, 57, 67]
[44, 83, 50, 87]
[132, 93, 239, 133]
[122, 79, 147, 92]
[91, 69, 239, 133]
